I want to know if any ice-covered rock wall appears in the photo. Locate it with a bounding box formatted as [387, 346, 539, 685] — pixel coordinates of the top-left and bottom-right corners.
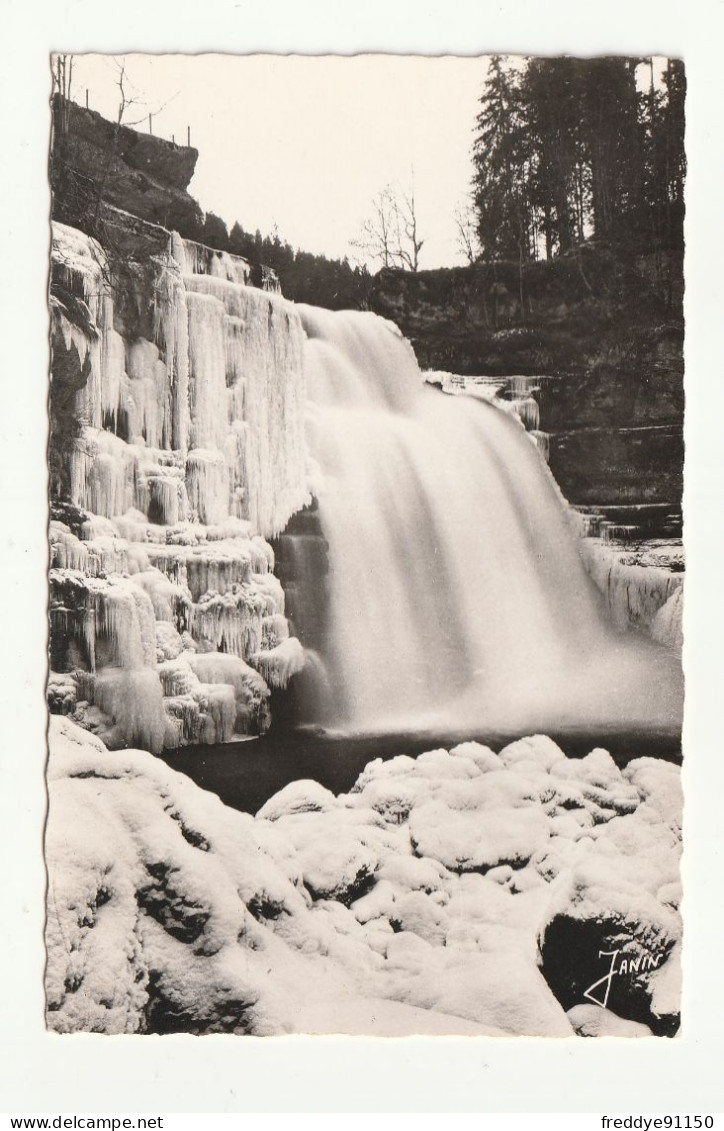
[49, 221, 308, 752]
[580, 543, 683, 645]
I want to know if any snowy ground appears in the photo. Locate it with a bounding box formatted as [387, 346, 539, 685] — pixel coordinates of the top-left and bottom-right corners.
[46, 717, 682, 1038]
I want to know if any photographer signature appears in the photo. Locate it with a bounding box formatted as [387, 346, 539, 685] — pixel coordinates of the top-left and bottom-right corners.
[583, 948, 665, 1008]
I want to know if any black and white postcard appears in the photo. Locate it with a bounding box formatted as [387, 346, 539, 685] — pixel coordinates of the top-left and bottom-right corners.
[2, 0, 724, 1115]
[45, 50, 686, 1038]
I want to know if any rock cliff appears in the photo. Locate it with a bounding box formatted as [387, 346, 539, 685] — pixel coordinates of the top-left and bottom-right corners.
[51, 96, 203, 236]
[370, 250, 684, 508]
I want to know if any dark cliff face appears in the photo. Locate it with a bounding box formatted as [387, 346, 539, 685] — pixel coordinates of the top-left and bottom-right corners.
[370, 250, 684, 507]
[51, 97, 203, 236]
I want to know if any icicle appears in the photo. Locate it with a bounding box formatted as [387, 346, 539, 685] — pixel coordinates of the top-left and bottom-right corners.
[157, 235, 190, 455]
[126, 339, 172, 449]
[650, 588, 684, 650]
[179, 237, 251, 286]
[99, 325, 126, 430]
[146, 471, 185, 526]
[509, 376, 542, 398]
[130, 569, 190, 625]
[186, 449, 229, 525]
[69, 430, 141, 519]
[186, 290, 228, 451]
[184, 547, 252, 602]
[250, 535, 275, 574]
[511, 396, 540, 431]
[85, 536, 128, 577]
[580, 542, 684, 634]
[186, 652, 270, 735]
[50, 524, 90, 573]
[158, 657, 202, 698]
[251, 636, 305, 689]
[197, 684, 237, 744]
[191, 588, 267, 658]
[262, 614, 289, 648]
[529, 430, 550, 462]
[91, 668, 167, 754]
[601, 523, 638, 544]
[94, 582, 153, 670]
[186, 276, 309, 536]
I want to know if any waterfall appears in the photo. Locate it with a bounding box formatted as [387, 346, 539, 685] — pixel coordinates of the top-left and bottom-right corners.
[295, 307, 683, 737]
[49, 215, 683, 752]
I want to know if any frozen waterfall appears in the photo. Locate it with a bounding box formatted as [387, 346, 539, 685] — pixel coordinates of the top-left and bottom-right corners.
[49, 221, 308, 752]
[296, 307, 683, 737]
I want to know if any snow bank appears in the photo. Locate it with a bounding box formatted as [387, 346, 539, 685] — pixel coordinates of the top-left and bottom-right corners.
[46, 722, 682, 1038]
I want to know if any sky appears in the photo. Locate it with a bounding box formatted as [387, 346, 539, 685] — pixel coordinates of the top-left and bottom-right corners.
[62, 53, 489, 269]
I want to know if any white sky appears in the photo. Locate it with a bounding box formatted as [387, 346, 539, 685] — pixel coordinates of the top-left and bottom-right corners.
[63, 53, 490, 269]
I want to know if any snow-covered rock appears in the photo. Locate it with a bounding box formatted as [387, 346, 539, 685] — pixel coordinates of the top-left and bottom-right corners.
[46, 721, 682, 1038]
[567, 1004, 653, 1038]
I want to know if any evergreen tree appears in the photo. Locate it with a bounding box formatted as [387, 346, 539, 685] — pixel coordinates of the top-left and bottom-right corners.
[472, 57, 531, 261]
[470, 55, 685, 268]
[200, 211, 230, 250]
[522, 57, 586, 256]
[660, 59, 686, 251]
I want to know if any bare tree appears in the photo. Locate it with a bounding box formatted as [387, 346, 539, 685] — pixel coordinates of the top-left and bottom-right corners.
[351, 185, 397, 269]
[52, 54, 74, 101]
[110, 58, 179, 128]
[352, 182, 425, 272]
[453, 198, 481, 265]
[115, 62, 137, 124]
[52, 54, 74, 133]
[392, 185, 424, 272]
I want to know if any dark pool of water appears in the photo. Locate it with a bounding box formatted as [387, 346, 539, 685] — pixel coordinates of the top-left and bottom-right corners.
[159, 724, 682, 816]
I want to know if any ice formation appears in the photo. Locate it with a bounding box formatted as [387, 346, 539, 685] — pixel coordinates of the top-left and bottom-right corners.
[579, 540, 684, 647]
[49, 221, 308, 750]
[46, 718, 682, 1037]
[52, 221, 308, 536]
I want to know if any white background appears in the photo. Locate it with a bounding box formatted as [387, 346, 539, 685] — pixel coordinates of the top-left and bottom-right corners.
[1, 0, 723, 1114]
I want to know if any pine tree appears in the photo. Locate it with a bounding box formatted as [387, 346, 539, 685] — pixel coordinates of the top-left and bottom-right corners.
[522, 57, 586, 256]
[578, 58, 643, 245]
[472, 57, 531, 261]
[470, 54, 685, 270]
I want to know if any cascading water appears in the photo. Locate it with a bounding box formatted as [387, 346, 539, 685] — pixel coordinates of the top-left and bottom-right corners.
[295, 306, 683, 738]
[49, 213, 683, 753]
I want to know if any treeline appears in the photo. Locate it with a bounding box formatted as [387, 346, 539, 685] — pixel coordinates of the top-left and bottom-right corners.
[472, 56, 685, 263]
[189, 213, 373, 310]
